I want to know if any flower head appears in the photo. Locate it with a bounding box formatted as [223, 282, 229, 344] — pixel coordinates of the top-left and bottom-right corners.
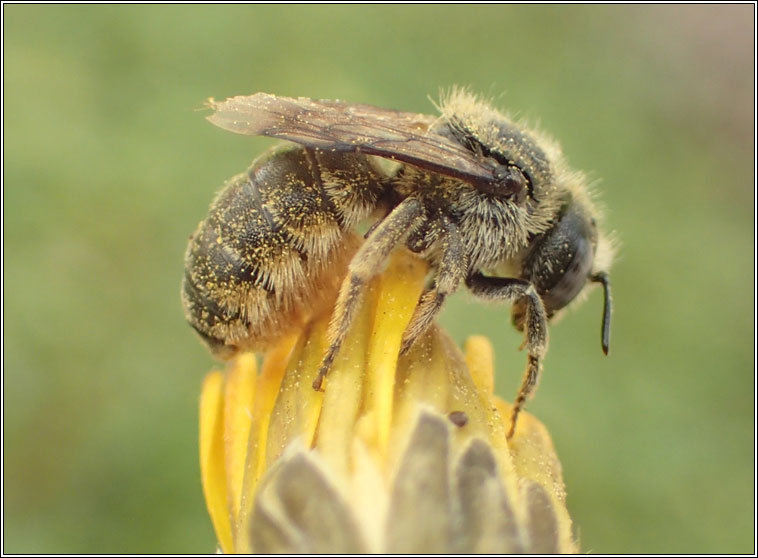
[198, 250, 577, 553]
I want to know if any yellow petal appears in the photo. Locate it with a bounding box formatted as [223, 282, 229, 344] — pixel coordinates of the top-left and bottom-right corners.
[388, 328, 452, 474]
[249, 334, 299, 485]
[316, 280, 377, 478]
[222, 353, 257, 526]
[266, 320, 327, 465]
[464, 335, 495, 396]
[363, 251, 427, 456]
[197, 249, 577, 553]
[497, 399, 576, 553]
[235, 334, 298, 553]
[463, 336, 520, 515]
[199, 370, 233, 553]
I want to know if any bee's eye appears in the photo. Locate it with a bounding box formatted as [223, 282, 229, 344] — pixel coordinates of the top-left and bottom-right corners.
[520, 202, 596, 316]
[489, 166, 528, 202]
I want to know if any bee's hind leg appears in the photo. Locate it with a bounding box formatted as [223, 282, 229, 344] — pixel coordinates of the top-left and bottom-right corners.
[400, 218, 466, 354]
[313, 197, 424, 391]
[465, 273, 548, 439]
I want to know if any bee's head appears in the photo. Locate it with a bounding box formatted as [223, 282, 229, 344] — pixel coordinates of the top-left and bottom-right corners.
[512, 195, 612, 354]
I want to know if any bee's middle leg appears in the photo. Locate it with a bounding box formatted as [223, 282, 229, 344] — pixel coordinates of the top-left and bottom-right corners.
[400, 219, 466, 354]
[465, 273, 548, 438]
[312, 197, 424, 391]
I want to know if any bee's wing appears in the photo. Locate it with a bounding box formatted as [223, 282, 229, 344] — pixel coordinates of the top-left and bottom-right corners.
[207, 93, 497, 187]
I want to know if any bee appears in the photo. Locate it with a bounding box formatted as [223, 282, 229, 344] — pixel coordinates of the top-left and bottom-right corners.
[182, 91, 613, 437]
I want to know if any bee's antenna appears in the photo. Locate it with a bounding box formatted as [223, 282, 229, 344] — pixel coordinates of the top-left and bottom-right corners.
[590, 272, 612, 355]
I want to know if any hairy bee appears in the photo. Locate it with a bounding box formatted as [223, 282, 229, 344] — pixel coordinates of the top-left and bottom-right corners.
[182, 91, 613, 437]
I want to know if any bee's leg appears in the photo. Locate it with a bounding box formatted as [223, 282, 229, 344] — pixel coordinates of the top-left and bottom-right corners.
[400, 219, 466, 354]
[465, 273, 548, 439]
[313, 197, 424, 391]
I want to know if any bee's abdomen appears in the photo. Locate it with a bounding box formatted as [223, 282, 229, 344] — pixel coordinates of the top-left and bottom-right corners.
[182, 145, 384, 356]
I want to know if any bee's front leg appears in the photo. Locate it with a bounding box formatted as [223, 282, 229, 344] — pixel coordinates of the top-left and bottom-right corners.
[313, 197, 424, 391]
[465, 273, 548, 439]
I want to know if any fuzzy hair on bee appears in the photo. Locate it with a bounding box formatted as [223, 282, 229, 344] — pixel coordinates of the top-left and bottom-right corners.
[182, 90, 614, 438]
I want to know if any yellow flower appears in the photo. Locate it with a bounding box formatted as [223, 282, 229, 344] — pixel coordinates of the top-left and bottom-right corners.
[198, 250, 577, 553]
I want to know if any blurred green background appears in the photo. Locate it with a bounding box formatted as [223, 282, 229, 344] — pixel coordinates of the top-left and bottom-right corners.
[3, 4, 754, 553]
